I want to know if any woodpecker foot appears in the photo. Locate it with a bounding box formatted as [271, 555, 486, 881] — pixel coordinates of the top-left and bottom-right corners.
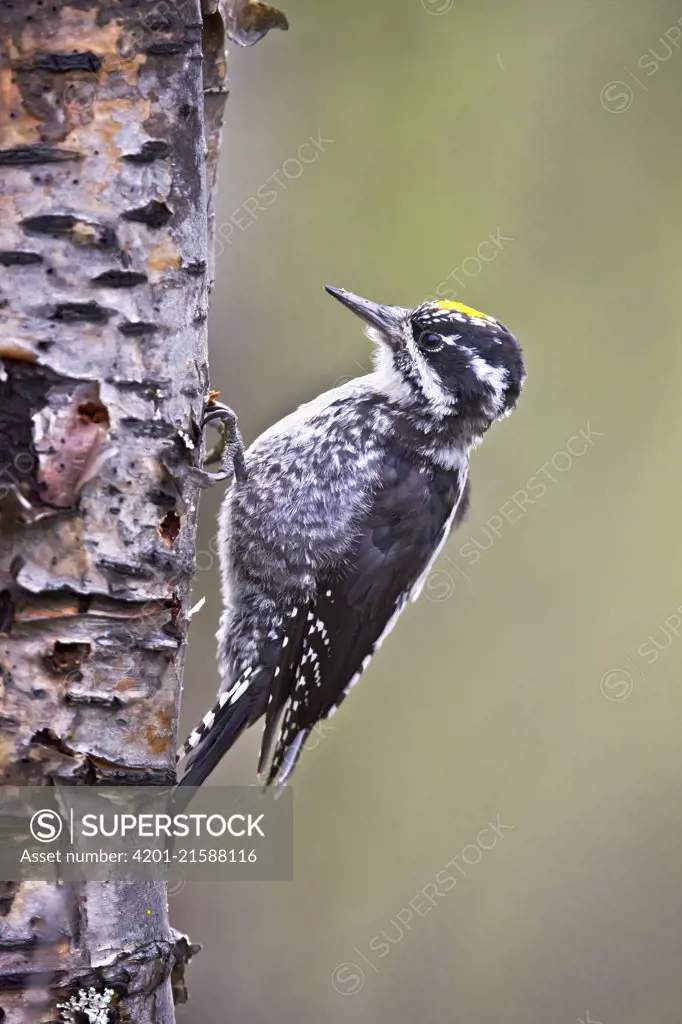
[196, 400, 247, 485]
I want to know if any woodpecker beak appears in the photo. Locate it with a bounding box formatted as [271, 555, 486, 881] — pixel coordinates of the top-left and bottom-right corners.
[325, 286, 404, 341]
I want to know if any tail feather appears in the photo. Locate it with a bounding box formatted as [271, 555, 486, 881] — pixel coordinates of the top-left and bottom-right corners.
[268, 727, 309, 789]
[257, 603, 308, 777]
[177, 666, 268, 788]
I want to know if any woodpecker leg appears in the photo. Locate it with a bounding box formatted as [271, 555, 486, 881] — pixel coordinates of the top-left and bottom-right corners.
[197, 401, 247, 485]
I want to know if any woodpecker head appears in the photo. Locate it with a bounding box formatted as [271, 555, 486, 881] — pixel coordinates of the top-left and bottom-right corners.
[325, 287, 525, 426]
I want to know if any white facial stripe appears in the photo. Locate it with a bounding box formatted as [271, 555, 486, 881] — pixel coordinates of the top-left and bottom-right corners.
[468, 354, 508, 391]
[405, 335, 456, 415]
[371, 342, 414, 404]
[459, 346, 509, 411]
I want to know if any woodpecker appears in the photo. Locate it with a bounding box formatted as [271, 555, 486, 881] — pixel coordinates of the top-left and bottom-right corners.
[178, 287, 525, 789]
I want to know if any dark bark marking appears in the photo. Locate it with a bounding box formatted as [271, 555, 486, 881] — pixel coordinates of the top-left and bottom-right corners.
[122, 200, 172, 229]
[144, 12, 174, 32]
[117, 320, 159, 336]
[91, 270, 148, 288]
[33, 52, 102, 73]
[97, 558, 154, 579]
[0, 252, 43, 266]
[0, 938, 39, 952]
[183, 259, 206, 275]
[63, 693, 124, 709]
[119, 418, 174, 439]
[122, 140, 170, 164]
[0, 146, 81, 166]
[21, 214, 118, 250]
[145, 41, 191, 56]
[21, 214, 76, 235]
[50, 301, 112, 324]
[108, 378, 169, 394]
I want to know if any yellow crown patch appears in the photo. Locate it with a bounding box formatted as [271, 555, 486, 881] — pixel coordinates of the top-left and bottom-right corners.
[435, 300, 494, 321]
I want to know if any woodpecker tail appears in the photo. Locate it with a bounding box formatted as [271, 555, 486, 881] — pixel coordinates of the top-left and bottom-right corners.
[176, 665, 268, 788]
[177, 603, 310, 788]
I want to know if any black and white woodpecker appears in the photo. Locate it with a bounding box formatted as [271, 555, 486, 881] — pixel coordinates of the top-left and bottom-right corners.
[178, 287, 526, 789]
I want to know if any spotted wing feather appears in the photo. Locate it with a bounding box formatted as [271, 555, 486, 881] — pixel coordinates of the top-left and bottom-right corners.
[264, 454, 469, 786]
[178, 610, 307, 788]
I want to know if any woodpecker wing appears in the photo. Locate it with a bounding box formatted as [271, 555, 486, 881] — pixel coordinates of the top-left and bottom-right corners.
[263, 455, 470, 786]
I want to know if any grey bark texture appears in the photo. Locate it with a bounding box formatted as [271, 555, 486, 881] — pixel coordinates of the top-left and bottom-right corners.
[0, 0, 232, 1019]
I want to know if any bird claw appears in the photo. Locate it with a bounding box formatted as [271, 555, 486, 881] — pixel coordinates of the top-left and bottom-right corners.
[195, 400, 247, 486]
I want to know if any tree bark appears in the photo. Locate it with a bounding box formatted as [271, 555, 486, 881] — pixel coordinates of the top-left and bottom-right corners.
[0, 0, 229, 1019]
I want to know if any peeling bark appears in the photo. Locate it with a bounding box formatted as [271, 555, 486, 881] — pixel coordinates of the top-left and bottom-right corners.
[0, 0, 222, 1019]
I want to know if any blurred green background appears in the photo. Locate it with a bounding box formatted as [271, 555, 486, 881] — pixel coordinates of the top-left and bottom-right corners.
[177, 0, 682, 1020]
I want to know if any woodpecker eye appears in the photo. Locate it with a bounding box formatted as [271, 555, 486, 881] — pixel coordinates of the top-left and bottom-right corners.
[417, 331, 444, 353]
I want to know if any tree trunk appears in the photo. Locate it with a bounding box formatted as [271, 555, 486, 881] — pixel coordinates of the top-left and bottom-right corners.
[0, 0, 230, 1019]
